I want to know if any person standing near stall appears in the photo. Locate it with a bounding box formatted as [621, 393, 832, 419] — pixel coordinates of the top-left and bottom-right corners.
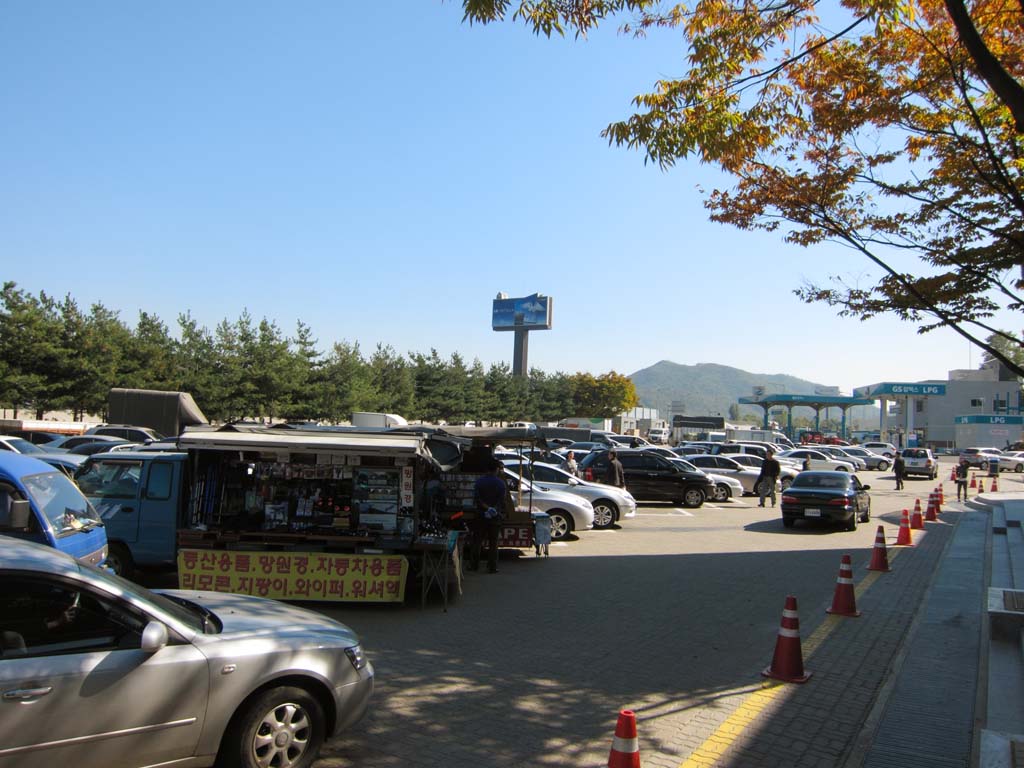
[471, 460, 507, 574]
[565, 450, 579, 477]
[955, 458, 970, 501]
[893, 452, 906, 490]
[604, 450, 625, 489]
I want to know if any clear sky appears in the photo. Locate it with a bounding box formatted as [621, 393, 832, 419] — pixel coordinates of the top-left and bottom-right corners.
[1, 2, 1009, 398]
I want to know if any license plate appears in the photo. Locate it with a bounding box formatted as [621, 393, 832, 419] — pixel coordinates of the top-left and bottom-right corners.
[804, 508, 821, 517]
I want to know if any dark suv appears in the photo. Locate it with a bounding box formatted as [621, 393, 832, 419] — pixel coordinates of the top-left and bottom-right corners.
[578, 449, 716, 507]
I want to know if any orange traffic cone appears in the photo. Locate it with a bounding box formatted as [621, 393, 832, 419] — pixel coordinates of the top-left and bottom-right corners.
[607, 709, 641, 768]
[895, 509, 914, 546]
[938, 485, 945, 506]
[950, 466, 957, 482]
[979, 477, 986, 493]
[992, 474, 999, 492]
[762, 595, 812, 683]
[827, 554, 861, 617]
[910, 499, 923, 529]
[868, 525, 890, 572]
[925, 492, 937, 522]
[970, 473, 977, 488]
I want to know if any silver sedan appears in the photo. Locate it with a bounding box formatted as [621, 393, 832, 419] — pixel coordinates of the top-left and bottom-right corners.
[502, 460, 636, 529]
[0, 537, 374, 768]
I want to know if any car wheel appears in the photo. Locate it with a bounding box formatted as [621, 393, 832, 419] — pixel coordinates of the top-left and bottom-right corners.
[836, 465, 849, 472]
[712, 483, 731, 502]
[860, 503, 871, 523]
[106, 542, 134, 580]
[682, 488, 706, 508]
[876, 460, 889, 471]
[845, 511, 858, 531]
[222, 685, 325, 768]
[782, 517, 795, 528]
[591, 500, 618, 529]
[780, 477, 793, 491]
[1016, 464, 1023, 473]
[547, 510, 573, 540]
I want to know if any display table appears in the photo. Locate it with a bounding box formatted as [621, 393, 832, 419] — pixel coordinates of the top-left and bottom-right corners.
[412, 533, 464, 612]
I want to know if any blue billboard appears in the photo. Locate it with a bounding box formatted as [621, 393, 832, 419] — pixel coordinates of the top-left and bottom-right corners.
[492, 293, 553, 331]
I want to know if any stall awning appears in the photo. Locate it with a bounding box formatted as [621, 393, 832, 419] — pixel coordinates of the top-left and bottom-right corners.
[177, 428, 466, 470]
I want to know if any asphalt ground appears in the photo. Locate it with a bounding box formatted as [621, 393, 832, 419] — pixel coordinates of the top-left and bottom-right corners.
[311, 456, 991, 768]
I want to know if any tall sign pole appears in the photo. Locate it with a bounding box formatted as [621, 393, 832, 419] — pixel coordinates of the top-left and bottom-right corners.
[492, 292, 553, 377]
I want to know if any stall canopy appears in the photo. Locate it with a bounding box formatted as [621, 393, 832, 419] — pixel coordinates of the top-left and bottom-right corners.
[177, 424, 468, 471]
[108, 388, 208, 438]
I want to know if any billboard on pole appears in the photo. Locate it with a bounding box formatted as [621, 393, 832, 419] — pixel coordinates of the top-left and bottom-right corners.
[492, 293, 553, 331]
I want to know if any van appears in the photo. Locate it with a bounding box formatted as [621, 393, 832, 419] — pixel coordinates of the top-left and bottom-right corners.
[74, 451, 189, 577]
[647, 428, 670, 444]
[0, 452, 107, 566]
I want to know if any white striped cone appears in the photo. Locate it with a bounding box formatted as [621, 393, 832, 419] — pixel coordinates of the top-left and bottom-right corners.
[826, 554, 861, 616]
[762, 595, 812, 683]
[607, 709, 640, 768]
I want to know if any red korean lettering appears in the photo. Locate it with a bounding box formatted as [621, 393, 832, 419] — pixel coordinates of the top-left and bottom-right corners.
[234, 554, 251, 573]
[258, 555, 275, 574]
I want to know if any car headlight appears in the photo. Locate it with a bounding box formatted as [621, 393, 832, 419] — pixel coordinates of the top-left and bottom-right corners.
[345, 644, 368, 671]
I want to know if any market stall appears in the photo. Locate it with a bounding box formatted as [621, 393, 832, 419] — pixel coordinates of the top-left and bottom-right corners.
[173, 424, 469, 608]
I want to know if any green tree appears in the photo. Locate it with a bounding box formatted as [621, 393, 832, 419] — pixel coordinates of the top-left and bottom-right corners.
[369, 343, 415, 415]
[122, 311, 177, 391]
[175, 312, 223, 420]
[321, 341, 376, 422]
[285, 320, 325, 421]
[0, 283, 65, 417]
[461, 0, 1024, 376]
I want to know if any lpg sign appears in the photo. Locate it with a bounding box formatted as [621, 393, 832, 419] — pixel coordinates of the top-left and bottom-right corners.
[854, 382, 947, 398]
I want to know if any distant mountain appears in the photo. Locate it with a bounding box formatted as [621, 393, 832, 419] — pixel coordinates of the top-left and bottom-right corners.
[628, 361, 878, 428]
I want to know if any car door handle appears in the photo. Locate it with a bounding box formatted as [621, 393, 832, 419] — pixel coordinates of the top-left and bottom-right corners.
[3, 686, 54, 701]
[120, 507, 134, 513]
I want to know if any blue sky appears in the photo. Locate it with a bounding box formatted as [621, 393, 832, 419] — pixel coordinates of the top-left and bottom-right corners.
[1, 2, 1007, 398]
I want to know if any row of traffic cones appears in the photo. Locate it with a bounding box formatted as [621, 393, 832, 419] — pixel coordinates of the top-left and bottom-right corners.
[606, 498, 952, 763]
[968, 473, 999, 493]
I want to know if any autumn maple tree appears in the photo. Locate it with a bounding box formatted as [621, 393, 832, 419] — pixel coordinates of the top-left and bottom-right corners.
[463, 0, 1024, 377]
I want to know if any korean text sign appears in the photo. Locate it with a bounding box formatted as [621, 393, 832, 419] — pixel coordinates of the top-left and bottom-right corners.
[177, 549, 408, 602]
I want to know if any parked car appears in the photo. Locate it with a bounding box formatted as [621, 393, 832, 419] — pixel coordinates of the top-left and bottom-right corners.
[861, 441, 898, 458]
[0, 436, 49, 455]
[1, 430, 66, 446]
[0, 536, 374, 768]
[816, 446, 868, 471]
[672, 445, 707, 456]
[68, 439, 133, 456]
[958, 446, 1004, 469]
[647, 427, 671, 444]
[35, 452, 88, 479]
[86, 424, 165, 443]
[777, 449, 856, 472]
[684, 453, 798, 494]
[669, 462, 744, 502]
[607, 434, 652, 448]
[901, 447, 939, 479]
[50, 434, 124, 451]
[835, 446, 890, 471]
[502, 461, 636, 529]
[502, 469, 595, 540]
[998, 451, 1024, 473]
[578, 449, 716, 508]
[781, 471, 872, 530]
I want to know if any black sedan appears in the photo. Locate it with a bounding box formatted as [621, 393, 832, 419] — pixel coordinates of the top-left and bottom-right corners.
[780, 471, 871, 531]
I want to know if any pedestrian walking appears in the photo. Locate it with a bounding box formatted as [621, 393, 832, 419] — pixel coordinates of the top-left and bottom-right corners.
[955, 458, 970, 501]
[565, 450, 578, 477]
[893, 452, 906, 490]
[470, 460, 507, 574]
[604, 449, 626, 489]
[757, 449, 781, 507]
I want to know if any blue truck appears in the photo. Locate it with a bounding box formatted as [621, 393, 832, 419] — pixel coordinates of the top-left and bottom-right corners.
[0, 452, 108, 566]
[73, 450, 188, 577]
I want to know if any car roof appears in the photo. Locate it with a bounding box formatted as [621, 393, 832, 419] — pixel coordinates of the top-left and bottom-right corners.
[0, 536, 82, 577]
[0, 451, 62, 478]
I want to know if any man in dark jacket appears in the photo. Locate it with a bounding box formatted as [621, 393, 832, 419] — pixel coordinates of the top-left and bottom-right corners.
[471, 460, 507, 574]
[604, 450, 626, 489]
[757, 449, 781, 507]
[893, 453, 906, 490]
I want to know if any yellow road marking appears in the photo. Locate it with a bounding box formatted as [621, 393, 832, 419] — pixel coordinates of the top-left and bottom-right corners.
[677, 549, 903, 767]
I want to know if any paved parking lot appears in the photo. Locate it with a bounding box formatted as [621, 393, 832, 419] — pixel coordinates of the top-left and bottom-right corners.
[313, 459, 975, 767]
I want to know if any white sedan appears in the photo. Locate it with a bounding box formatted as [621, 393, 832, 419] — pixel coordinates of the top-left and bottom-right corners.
[999, 451, 1024, 472]
[685, 453, 798, 494]
[777, 449, 856, 472]
[502, 461, 637, 528]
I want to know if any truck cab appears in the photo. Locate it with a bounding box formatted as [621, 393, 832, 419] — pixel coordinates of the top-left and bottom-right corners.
[74, 451, 189, 577]
[0, 452, 107, 566]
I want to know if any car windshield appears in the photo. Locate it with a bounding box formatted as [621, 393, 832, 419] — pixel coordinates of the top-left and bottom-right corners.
[85, 564, 209, 632]
[903, 449, 928, 458]
[792, 473, 851, 489]
[7, 438, 44, 454]
[21, 470, 103, 534]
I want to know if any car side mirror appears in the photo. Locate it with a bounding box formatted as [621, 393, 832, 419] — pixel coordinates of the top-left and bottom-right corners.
[141, 621, 169, 653]
[0, 499, 32, 529]
[861, 485, 871, 491]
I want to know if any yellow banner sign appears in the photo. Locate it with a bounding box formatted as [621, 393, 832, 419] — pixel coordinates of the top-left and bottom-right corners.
[177, 549, 408, 603]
